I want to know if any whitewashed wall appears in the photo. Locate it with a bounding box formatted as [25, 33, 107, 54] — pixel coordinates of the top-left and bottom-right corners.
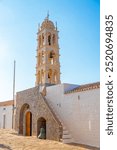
[46, 84, 100, 148]
[0, 105, 13, 129]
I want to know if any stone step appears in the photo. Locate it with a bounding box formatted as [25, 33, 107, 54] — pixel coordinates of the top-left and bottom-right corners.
[62, 138, 73, 144]
[62, 128, 73, 144]
[63, 130, 69, 135]
[63, 134, 71, 139]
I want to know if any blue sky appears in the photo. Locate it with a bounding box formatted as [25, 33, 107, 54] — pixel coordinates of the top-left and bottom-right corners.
[0, 0, 100, 101]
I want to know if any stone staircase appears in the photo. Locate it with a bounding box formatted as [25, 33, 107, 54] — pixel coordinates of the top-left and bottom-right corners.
[43, 96, 73, 144]
[62, 126, 73, 144]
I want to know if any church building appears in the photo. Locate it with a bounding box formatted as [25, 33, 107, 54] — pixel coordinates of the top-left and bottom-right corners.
[14, 15, 100, 148]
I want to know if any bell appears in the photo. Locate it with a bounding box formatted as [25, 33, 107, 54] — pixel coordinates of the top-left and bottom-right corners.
[38, 127, 46, 139]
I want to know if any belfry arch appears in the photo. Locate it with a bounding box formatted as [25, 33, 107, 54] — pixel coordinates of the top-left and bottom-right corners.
[49, 51, 56, 64]
[48, 33, 51, 45]
[48, 69, 52, 83]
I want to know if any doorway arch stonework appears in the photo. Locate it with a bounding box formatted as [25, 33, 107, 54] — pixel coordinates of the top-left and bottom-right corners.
[19, 103, 30, 135]
[15, 86, 62, 141]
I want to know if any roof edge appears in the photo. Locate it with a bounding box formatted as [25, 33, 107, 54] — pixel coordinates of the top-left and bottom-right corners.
[65, 82, 100, 94]
[0, 100, 13, 107]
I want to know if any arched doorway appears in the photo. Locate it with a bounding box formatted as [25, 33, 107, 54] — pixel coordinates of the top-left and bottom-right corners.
[19, 103, 32, 136]
[37, 117, 46, 139]
[25, 111, 32, 136]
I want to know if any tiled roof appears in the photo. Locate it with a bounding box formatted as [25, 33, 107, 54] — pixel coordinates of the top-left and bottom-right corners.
[0, 100, 13, 106]
[65, 82, 100, 94]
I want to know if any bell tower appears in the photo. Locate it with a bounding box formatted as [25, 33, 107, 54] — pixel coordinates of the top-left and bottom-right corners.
[35, 15, 61, 86]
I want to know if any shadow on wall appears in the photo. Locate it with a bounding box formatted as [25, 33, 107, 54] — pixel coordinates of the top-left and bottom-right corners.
[0, 144, 12, 150]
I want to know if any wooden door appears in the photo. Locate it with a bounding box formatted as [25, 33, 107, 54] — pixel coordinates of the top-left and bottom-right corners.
[26, 112, 32, 136]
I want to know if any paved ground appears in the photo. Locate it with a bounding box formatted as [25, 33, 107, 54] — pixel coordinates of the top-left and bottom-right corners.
[0, 129, 99, 150]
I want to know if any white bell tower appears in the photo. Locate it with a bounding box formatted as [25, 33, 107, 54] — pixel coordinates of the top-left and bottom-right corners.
[35, 15, 61, 86]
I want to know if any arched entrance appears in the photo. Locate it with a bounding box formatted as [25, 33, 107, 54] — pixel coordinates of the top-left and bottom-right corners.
[37, 117, 46, 139]
[19, 103, 31, 135]
[25, 111, 32, 136]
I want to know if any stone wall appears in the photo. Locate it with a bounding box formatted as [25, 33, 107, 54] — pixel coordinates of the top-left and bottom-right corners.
[15, 86, 62, 141]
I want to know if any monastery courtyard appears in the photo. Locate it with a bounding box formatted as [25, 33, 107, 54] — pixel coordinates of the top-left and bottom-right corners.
[0, 129, 99, 150]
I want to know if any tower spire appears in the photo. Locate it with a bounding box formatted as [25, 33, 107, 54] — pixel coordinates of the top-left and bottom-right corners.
[55, 21, 57, 30]
[47, 11, 49, 19]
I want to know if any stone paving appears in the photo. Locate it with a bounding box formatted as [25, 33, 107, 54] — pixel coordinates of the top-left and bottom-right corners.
[0, 129, 99, 150]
